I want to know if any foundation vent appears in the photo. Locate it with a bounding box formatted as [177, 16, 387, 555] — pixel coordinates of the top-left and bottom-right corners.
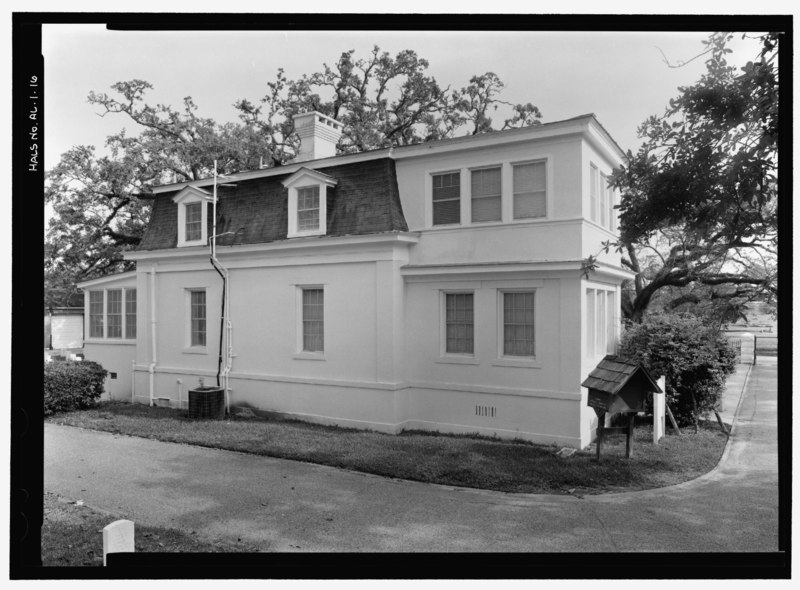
[475, 405, 497, 418]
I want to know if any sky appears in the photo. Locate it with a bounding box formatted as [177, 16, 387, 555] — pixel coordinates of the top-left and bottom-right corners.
[41, 24, 765, 171]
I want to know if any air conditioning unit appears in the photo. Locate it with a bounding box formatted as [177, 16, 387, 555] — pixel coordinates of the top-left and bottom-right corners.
[188, 387, 225, 419]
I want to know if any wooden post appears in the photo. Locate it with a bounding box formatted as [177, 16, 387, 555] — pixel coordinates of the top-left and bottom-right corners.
[754, 335, 758, 365]
[713, 409, 730, 436]
[625, 413, 635, 458]
[665, 402, 682, 436]
[595, 411, 606, 461]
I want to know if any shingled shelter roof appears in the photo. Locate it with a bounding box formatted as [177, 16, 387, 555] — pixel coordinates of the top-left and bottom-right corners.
[581, 355, 662, 395]
[137, 157, 408, 251]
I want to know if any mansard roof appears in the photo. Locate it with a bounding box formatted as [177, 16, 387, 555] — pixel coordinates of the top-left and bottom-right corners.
[137, 157, 408, 251]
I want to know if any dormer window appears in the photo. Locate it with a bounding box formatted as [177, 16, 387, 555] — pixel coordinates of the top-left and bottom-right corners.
[282, 167, 337, 238]
[172, 186, 212, 247]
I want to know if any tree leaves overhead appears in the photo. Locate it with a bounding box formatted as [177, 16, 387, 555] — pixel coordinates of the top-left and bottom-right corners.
[46, 47, 543, 307]
[605, 32, 779, 323]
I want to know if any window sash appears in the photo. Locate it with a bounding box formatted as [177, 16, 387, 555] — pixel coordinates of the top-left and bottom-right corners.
[106, 289, 122, 338]
[185, 202, 202, 242]
[432, 172, 460, 225]
[302, 288, 324, 352]
[297, 186, 320, 231]
[586, 289, 596, 356]
[190, 290, 206, 347]
[445, 293, 474, 354]
[513, 162, 546, 219]
[471, 168, 501, 222]
[590, 165, 598, 223]
[503, 291, 535, 357]
[89, 291, 104, 338]
[125, 289, 137, 339]
[600, 173, 608, 228]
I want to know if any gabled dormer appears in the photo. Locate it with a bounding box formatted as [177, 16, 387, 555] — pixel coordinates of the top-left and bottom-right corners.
[172, 186, 213, 247]
[281, 167, 338, 239]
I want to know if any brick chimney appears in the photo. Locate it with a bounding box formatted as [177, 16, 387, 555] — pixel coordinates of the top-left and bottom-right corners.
[293, 111, 344, 163]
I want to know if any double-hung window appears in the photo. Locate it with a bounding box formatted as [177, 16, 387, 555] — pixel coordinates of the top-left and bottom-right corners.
[513, 162, 546, 219]
[185, 202, 203, 242]
[302, 288, 324, 352]
[471, 167, 501, 222]
[432, 172, 460, 226]
[590, 164, 599, 223]
[89, 291, 104, 338]
[502, 291, 535, 357]
[444, 293, 474, 354]
[125, 289, 137, 339]
[106, 289, 123, 338]
[586, 288, 616, 357]
[189, 290, 206, 347]
[297, 186, 320, 232]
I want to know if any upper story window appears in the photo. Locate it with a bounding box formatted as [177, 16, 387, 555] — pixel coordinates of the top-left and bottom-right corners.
[513, 161, 546, 219]
[172, 186, 212, 247]
[282, 167, 337, 238]
[589, 163, 615, 231]
[432, 172, 461, 226]
[471, 167, 502, 223]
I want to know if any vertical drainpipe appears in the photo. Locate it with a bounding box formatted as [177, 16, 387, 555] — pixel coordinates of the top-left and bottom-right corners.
[131, 359, 135, 403]
[148, 264, 158, 407]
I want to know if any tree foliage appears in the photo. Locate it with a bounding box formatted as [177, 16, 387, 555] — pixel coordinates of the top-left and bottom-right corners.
[46, 47, 542, 307]
[618, 312, 738, 429]
[591, 32, 780, 323]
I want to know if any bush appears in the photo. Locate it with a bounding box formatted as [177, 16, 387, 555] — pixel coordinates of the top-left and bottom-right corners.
[618, 313, 738, 428]
[44, 360, 107, 416]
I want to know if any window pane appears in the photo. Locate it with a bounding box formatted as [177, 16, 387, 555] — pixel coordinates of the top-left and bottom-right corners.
[606, 291, 616, 354]
[596, 290, 606, 354]
[107, 290, 122, 338]
[503, 291, 535, 357]
[445, 293, 473, 354]
[125, 289, 137, 339]
[89, 291, 104, 338]
[513, 163, 546, 219]
[432, 173, 460, 225]
[590, 165, 598, 222]
[586, 289, 595, 356]
[303, 288, 324, 352]
[185, 202, 202, 241]
[297, 186, 321, 231]
[191, 290, 206, 347]
[471, 168, 501, 222]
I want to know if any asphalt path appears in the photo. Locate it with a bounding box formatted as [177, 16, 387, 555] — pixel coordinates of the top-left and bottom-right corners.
[44, 359, 779, 553]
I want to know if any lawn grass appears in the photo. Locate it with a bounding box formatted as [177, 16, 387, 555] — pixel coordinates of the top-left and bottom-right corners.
[42, 491, 259, 566]
[48, 401, 729, 494]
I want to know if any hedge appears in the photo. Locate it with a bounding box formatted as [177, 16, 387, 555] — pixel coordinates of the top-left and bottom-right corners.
[44, 360, 107, 416]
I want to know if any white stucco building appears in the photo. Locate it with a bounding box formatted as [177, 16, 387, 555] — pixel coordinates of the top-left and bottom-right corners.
[78, 112, 631, 448]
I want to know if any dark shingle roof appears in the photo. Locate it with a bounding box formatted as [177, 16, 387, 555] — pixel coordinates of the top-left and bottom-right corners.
[581, 355, 662, 395]
[137, 157, 408, 251]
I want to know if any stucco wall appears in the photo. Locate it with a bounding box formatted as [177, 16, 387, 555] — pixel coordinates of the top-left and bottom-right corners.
[83, 341, 136, 401]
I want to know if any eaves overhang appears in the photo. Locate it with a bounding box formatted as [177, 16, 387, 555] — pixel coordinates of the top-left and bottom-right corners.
[76, 270, 138, 289]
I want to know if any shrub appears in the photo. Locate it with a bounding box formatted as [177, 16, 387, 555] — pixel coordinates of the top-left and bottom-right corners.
[618, 313, 738, 429]
[44, 360, 107, 416]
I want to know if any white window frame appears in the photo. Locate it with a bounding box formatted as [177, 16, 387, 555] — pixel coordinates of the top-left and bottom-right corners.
[497, 289, 537, 361]
[125, 288, 137, 340]
[589, 163, 599, 223]
[184, 288, 208, 353]
[430, 169, 463, 227]
[469, 165, 502, 224]
[87, 288, 137, 341]
[586, 287, 617, 358]
[439, 290, 476, 361]
[173, 186, 212, 247]
[511, 160, 548, 220]
[282, 168, 337, 238]
[294, 285, 326, 360]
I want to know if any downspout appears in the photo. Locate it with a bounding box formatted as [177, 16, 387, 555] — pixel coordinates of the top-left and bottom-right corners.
[131, 359, 135, 404]
[209, 160, 234, 415]
[148, 264, 158, 407]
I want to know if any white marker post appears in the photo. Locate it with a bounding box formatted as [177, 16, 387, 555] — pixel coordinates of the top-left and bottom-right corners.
[103, 519, 135, 566]
[653, 376, 666, 444]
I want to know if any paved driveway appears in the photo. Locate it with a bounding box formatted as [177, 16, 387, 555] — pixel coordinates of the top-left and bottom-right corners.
[44, 360, 779, 553]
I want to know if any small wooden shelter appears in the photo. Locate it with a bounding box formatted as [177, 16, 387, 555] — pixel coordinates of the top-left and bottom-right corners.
[582, 355, 662, 460]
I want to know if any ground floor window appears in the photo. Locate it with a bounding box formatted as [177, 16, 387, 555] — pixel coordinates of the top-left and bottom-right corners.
[502, 291, 535, 357]
[88, 288, 136, 339]
[444, 292, 474, 354]
[586, 288, 616, 357]
[189, 289, 207, 347]
[302, 288, 324, 352]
